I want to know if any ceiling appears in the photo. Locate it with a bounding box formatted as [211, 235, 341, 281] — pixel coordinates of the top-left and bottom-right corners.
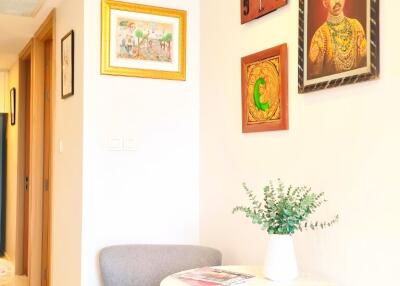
[0, 0, 45, 17]
[0, 0, 62, 70]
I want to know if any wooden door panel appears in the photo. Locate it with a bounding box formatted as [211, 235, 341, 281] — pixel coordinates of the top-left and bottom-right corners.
[41, 40, 52, 286]
[22, 59, 31, 276]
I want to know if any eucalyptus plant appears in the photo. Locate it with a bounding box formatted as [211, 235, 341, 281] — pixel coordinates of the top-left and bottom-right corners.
[232, 180, 339, 235]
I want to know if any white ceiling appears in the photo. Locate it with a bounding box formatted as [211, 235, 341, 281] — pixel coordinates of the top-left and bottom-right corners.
[0, 0, 45, 17]
[0, 0, 62, 70]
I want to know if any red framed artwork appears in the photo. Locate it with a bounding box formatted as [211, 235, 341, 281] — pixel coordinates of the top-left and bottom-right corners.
[241, 0, 287, 24]
[241, 44, 288, 133]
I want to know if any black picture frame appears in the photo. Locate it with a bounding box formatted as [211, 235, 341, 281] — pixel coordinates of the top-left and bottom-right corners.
[298, 0, 380, 93]
[10, 88, 16, 126]
[61, 30, 75, 98]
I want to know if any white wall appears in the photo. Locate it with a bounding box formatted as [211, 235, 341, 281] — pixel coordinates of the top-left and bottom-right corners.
[81, 0, 200, 285]
[51, 0, 84, 285]
[199, 1, 400, 286]
[0, 71, 7, 112]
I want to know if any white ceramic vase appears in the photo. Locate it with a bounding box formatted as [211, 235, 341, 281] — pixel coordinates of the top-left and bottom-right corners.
[263, 234, 298, 281]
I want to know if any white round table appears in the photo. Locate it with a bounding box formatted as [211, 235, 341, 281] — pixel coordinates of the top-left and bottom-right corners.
[160, 266, 335, 286]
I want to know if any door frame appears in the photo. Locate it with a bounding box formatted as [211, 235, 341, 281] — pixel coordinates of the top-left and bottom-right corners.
[16, 40, 32, 276]
[16, 10, 55, 286]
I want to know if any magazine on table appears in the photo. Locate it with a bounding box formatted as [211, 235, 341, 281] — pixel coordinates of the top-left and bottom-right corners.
[173, 267, 255, 286]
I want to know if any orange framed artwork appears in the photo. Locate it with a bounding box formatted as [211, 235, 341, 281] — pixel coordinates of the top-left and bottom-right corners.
[241, 44, 288, 133]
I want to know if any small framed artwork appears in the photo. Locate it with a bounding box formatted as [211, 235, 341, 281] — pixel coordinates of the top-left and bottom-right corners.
[241, 0, 287, 24]
[101, 0, 186, 81]
[10, 88, 16, 126]
[241, 44, 288, 133]
[299, 0, 379, 93]
[61, 30, 75, 98]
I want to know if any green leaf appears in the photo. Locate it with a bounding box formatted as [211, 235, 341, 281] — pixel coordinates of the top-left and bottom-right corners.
[232, 180, 339, 234]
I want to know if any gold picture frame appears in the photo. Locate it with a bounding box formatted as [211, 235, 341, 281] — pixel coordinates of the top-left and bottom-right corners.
[101, 0, 186, 80]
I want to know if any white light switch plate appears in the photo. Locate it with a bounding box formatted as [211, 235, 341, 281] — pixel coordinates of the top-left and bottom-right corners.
[110, 137, 123, 151]
[124, 138, 136, 151]
[59, 139, 64, 153]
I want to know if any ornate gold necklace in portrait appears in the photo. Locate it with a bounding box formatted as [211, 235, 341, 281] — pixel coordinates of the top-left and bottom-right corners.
[327, 18, 357, 72]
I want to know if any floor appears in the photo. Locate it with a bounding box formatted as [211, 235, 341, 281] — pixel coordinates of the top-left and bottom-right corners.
[1, 276, 28, 286]
[0, 258, 28, 286]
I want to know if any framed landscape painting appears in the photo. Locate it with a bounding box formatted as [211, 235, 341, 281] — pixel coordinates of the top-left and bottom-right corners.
[241, 44, 288, 133]
[241, 0, 288, 24]
[101, 0, 186, 80]
[298, 0, 379, 93]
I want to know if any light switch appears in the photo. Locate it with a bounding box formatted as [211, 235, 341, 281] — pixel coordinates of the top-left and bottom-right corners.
[110, 137, 123, 151]
[59, 140, 64, 153]
[124, 137, 136, 151]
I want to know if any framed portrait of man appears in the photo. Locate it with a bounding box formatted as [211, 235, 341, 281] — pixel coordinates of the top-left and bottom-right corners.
[298, 0, 379, 93]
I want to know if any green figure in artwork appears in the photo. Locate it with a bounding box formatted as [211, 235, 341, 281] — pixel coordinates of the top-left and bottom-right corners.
[253, 77, 270, 111]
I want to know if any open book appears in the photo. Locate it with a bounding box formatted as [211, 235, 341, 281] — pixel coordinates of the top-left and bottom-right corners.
[173, 267, 255, 286]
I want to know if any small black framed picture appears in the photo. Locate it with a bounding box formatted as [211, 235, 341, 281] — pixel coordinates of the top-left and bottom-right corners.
[10, 88, 16, 126]
[61, 30, 74, 98]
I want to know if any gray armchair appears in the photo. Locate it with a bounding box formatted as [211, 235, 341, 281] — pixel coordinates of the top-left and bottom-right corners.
[99, 244, 222, 286]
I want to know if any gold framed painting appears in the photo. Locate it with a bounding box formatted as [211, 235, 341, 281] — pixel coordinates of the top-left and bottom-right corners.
[241, 44, 288, 133]
[298, 0, 379, 93]
[101, 0, 186, 80]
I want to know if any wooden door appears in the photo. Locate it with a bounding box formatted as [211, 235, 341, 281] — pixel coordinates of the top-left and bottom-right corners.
[22, 59, 31, 275]
[15, 11, 55, 284]
[41, 40, 52, 286]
